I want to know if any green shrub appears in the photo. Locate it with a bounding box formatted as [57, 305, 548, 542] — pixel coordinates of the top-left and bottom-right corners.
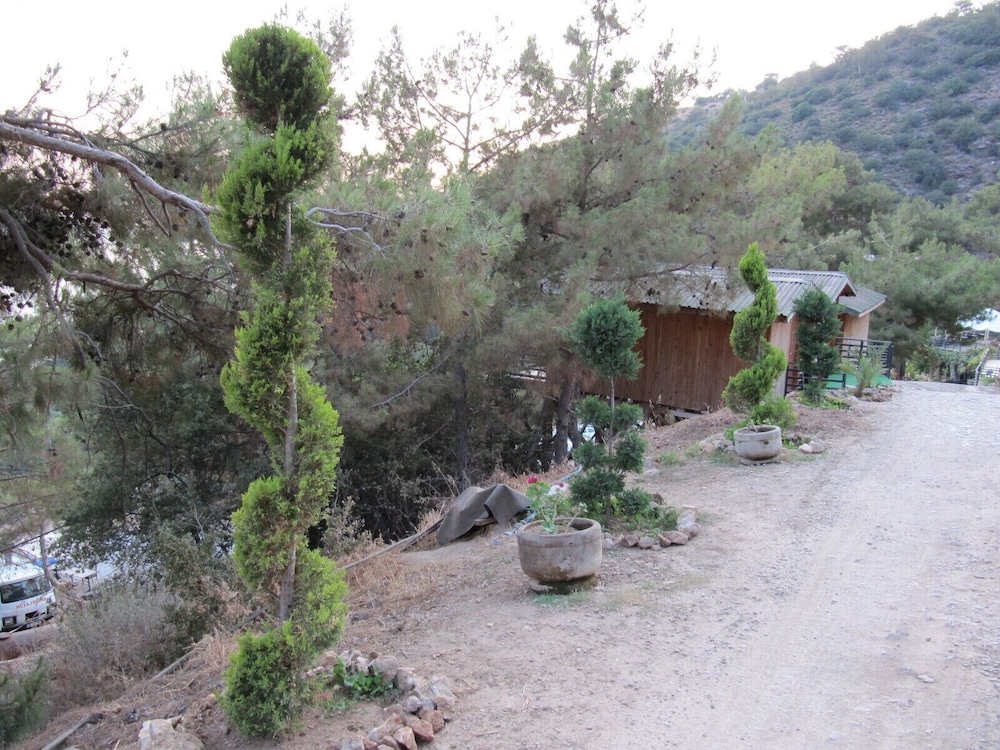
[330, 659, 395, 702]
[749, 394, 798, 431]
[570, 469, 625, 518]
[567, 299, 647, 522]
[952, 117, 985, 151]
[791, 102, 816, 123]
[616, 487, 653, 518]
[841, 344, 889, 397]
[804, 87, 833, 105]
[941, 76, 970, 95]
[793, 288, 842, 404]
[222, 627, 300, 738]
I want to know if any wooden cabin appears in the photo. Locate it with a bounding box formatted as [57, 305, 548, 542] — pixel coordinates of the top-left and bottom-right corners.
[605, 268, 886, 414]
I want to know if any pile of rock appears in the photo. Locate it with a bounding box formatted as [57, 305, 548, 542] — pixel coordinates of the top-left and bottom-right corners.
[616, 507, 700, 550]
[330, 649, 456, 750]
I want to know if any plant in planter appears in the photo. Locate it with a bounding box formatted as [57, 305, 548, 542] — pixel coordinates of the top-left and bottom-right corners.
[517, 476, 603, 587]
[525, 477, 578, 533]
[723, 244, 793, 463]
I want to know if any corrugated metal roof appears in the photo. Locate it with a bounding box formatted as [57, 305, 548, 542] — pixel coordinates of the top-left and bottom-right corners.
[629, 267, 884, 319]
[839, 286, 887, 316]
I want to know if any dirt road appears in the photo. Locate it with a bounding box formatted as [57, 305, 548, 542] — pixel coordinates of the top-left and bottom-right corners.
[338, 382, 1000, 750]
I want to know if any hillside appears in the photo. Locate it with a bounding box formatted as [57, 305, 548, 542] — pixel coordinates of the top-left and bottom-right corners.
[669, 2, 1000, 204]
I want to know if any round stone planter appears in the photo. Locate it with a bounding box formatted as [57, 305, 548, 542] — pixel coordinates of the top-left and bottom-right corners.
[733, 424, 783, 465]
[516, 517, 603, 588]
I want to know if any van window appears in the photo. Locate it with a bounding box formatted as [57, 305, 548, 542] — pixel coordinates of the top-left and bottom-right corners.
[0, 575, 50, 604]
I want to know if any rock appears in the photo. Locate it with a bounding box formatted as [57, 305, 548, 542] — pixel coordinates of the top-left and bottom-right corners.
[370, 715, 404, 744]
[699, 435, 730, 453]
[419, 708, 446, 732]
[800, 439, 827, 455]
[404, 715, 436, 743]
[400, 695, 424, 714]
[394, 668, 417, 693]
[663, 530, 690, 545]
[138, 719, 204, 750]
[340, 738, 366, 750]
[917, 674, 935, 683]
[677, 508, 700, 538]
[372, 655, 401, 685]
[658, 534, 673, 547]
[638, 536, 657, 549]
[622, 534, 640, 547]
[392, 726, 419, 750]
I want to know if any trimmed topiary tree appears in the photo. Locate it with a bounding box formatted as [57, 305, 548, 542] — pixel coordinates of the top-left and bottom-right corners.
[793, 288, 842, 404]
[216, 24, 347, 737]
[723, 243, 787, 415]
[566, 298, 650, 521]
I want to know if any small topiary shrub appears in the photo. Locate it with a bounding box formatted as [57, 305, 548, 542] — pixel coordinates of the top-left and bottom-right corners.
[566, 299, 647, 523]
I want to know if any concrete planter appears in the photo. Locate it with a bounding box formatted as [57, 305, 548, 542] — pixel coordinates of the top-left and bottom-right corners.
[516, 517, 603, 586]
[733, 424, 783, 465]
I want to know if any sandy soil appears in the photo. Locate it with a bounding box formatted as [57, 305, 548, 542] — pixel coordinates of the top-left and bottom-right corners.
[25, 381, 1000, 749]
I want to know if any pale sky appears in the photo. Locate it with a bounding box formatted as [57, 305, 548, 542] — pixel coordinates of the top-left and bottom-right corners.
[4, 0, 966, 122]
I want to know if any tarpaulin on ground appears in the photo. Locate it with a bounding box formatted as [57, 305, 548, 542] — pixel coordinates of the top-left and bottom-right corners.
[436, 484, 531, 545]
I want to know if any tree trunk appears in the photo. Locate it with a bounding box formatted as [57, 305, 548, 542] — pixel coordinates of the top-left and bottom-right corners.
[553, 377, 577, 465]
[454, 360, 471, 491]
[277, 203, 298, 626]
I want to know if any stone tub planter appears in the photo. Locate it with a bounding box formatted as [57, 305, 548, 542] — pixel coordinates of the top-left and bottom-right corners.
[516, 517, 603, 590]
[733, 424, 782, 465]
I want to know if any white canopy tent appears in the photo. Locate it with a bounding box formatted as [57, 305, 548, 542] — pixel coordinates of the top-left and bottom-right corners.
[961, 308, 1000, 337]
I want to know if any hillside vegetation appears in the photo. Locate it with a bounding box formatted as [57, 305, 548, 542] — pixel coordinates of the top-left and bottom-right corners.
[670, 2, 1000, 204]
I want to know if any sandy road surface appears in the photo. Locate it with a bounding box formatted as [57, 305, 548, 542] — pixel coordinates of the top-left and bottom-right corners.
[336, 382, 1000, 750]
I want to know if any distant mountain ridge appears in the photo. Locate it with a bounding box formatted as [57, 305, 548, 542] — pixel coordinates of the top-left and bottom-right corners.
[668, 2, 1000, 204]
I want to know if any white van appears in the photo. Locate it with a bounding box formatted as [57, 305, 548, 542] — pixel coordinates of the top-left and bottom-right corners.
[0, 563, 56, 632]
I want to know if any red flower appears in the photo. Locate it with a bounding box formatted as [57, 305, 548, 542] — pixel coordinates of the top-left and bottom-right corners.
[527, 476, 539, 484]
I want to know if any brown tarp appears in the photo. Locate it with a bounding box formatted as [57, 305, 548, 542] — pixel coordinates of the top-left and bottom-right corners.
[436, 484, 531, 545]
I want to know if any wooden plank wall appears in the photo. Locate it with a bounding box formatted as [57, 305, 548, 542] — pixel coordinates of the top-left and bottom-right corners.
[610, 305, 747, 413]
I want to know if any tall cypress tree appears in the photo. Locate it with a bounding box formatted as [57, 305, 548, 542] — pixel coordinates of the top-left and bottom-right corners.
[215, 25, 346, 736]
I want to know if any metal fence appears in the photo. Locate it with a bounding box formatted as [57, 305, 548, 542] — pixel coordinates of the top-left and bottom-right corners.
[785, 338, 894, 394]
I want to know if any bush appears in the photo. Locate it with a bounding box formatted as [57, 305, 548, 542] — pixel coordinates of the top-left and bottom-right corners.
[616, 487, 653, 518]
[941, 76, 970, 96]
[804, 87, 833, 105]
[952, 117, 985, 152]
[791, 102, 816, 123]
[874, 80, 928, 108]
[793, 288, 842, 404]
[749, 395, 798, 431]
[223, 627, 300, 737]
[51, 582, 184, 705]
